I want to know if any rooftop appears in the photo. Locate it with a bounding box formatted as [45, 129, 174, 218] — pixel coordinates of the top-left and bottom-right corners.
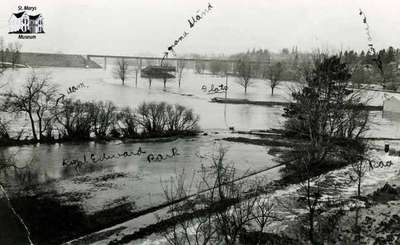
[13, 12, 25, 18]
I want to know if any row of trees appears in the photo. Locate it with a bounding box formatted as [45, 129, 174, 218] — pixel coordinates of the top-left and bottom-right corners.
[193, 58, 285, 95]
[231, 46, 400, 91]
[112, 56, 285, 95]
[0, 72, 200, 143]
[341, 47, 400, 90]
[114, 46, 400, 95]
[233, 58, 285, 95]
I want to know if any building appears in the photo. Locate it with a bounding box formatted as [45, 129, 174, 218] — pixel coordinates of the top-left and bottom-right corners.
[9, 12, 44, 34]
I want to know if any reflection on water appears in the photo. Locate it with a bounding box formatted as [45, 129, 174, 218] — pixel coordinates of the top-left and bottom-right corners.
[0, 134, 276, 186]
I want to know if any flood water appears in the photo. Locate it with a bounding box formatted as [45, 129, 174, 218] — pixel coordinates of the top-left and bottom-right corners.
[0, 67, 287, 213]
[0, 66, 399, 243]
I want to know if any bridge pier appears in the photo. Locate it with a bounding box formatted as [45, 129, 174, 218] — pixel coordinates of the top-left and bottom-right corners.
[136, 59, 142, 88]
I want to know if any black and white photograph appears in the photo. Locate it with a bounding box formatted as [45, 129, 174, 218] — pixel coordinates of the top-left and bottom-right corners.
[0, 0, 400, 244]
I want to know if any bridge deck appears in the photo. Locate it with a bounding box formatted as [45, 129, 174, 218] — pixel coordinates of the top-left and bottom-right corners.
[87, 54, 270, 64]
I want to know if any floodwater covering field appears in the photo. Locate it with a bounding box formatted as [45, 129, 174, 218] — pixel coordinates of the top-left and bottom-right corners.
[0, 66, 399, 243]
[0, 66, 287, 190]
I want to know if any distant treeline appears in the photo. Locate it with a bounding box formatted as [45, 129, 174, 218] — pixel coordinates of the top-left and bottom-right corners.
[191, 47, 307, 81]
[340, 47, 400, 90]
[191, 46, 400, 91]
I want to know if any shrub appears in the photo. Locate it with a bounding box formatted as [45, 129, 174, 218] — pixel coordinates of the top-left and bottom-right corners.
[136, 102, 200, 136]
[89, 101, 117, 138]
[165, 104, 200, 133]
[0, 118, 10, 142]
[136, 102, 168, 135]
[117, 107, 138, 138]
[56, 99, 93, 140]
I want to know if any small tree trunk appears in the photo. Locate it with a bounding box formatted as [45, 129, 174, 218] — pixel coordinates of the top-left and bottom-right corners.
[36, 112, 43, 141]
[355, 207, 361, 245]
[271, 86, 275, 95]
[149, 78, 152, 88]
[28, 112, 38, 141]
[178, 70, 183, 87]
[309, 210, 314, 244]
[163, 78, 166, 88]
[217, 157, 225, 200]
[307, 178, 315, 244]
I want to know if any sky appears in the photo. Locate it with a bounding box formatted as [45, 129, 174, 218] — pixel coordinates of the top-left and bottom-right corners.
[0, 0, 399, 57]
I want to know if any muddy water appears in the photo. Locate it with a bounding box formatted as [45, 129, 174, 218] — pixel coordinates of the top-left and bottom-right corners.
[0, 67, 288, 243]
[1, 67, 400, 243]
[0, 67, 286, 195]
[0, 133, 282, 244]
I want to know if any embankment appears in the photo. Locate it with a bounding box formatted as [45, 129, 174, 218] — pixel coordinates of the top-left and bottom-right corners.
[19, 52, 101, 68]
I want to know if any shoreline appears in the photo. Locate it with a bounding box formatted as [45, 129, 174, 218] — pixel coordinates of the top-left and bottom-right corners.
[0, 132, 199, 148]
[210, 97, 384, 111]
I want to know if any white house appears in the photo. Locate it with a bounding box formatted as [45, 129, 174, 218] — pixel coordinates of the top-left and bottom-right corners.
[9, 12, 29, 33]
[8, 12, 44, 34]
[29, 14, 44, 33]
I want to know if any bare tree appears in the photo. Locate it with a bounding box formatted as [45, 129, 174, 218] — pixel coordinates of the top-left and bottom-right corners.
[251, 196, 276, 244]
[266, 62, 284, 95]
[157, 145, 276, 245]
[136, 102, 199, 136]
[235, 58, 254, 93]
[89, 101, 117, 138]
[158, 168, 217, 245]
[0, 117, 10, 143]
[117, 107, 139, 138]
[55, 99, 93, 140]
[34, 77, 58, 141]
[344, 148, 371, 199]
[113, 58, 129, 85]
[294, 146, 326, 244]
[177, 60, 186, 88]
[2, 72, 58, 141]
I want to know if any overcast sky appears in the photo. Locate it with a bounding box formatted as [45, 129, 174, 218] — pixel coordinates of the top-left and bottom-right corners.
[1, 0, 399, 56]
